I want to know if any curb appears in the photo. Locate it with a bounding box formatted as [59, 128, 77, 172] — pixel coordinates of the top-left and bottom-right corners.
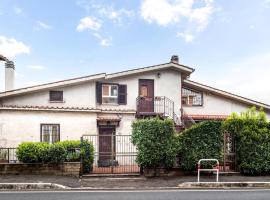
[178, 182, 270, 189]
[2, 182, 270, 191]
[0, 183, 69, 190]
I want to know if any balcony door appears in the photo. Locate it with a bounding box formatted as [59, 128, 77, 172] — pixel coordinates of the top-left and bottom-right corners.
[138, 79, 154, 113]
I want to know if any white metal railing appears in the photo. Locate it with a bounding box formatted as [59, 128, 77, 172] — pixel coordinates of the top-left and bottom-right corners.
[197, 159, 219, 183]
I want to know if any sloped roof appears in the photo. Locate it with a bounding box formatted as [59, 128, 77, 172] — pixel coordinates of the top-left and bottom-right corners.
[183, 79, 270, 111]
[0, 62, 194, 98]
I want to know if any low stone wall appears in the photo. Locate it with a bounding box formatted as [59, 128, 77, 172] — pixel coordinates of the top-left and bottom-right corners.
[0, 162, 81, 177]
[143, 167, 186, 177]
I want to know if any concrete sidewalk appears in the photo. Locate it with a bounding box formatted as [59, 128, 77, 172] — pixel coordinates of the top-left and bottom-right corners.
[2, 175, 270, 190]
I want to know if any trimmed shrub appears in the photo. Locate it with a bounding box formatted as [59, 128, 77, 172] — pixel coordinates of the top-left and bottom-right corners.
[56, 140, 81, 162]
[17, 140, 94, 172]
[57, 140, 81, 149]
[178, 121, 223, 171]
[80, 140, 94, 173]
[16, 142, 49, 163]
[131, 118, 177, 169]
[43, 143, 67, 164]
[223, 107, 270, 175]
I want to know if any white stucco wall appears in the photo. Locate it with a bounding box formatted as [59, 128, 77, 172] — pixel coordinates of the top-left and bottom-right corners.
[0, 110, 98, 147]
[2, 82, 96, 108]
[100, 69, 182, 116]
[2, 69, 182, 117]
[183, 91, 270, 119]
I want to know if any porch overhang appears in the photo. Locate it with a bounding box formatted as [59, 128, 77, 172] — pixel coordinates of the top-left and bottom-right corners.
[97, 115, 121, 126]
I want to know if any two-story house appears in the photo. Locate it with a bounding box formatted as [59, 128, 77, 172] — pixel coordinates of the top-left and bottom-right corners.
[0, 55, 270, 172]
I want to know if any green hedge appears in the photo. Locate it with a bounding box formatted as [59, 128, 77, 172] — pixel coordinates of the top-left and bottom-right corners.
[16, 140, 94, 172]
[42, 143, 67, 164]
[132, 118, 177, 169]
[178, 121, 223, 171]
[16, 142, 47, 163]
[80, 140, 95, 173]
[223, 107, 270, 175]
[57, 140, 81, 162]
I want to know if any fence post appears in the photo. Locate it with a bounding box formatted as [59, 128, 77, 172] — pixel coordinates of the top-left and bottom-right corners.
[7, 148, 10, 163]
[80, 136, 83, 175]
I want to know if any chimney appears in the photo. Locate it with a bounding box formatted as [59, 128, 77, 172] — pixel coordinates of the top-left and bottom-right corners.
[5, 60, 15, 91]
[170, 55, 179, 64]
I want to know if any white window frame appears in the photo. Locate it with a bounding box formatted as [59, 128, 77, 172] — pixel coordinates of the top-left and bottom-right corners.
[182, 87, 203, 106]
[102, 84, 118, 104]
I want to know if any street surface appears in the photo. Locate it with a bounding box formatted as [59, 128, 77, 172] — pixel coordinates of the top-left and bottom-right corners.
[0, 189, 270, 200]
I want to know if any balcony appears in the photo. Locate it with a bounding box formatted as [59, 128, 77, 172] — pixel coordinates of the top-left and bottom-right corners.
[136, 96, 180, 124]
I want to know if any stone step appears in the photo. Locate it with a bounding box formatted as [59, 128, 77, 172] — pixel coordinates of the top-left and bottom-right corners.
[82, 173, 141, 179]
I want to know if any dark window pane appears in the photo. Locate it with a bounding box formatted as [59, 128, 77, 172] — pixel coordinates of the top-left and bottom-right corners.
[50, 91, 63, 101]
[41, 124, 60, 143]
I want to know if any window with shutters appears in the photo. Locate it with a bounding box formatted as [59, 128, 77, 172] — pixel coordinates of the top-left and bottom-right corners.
[102, 84, 118, 104]
[40, 124, 60, 144]
[182, 87, 203, 106]
[49, 91, 63, 102]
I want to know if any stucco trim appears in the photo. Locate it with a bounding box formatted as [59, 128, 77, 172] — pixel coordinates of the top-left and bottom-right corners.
[183, 114, 228, 120]
[183, 79, 270, 111]
[0, 105, 136, 114]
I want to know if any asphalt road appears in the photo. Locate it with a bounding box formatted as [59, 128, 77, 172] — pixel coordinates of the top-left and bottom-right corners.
[0, 189, 270, 200]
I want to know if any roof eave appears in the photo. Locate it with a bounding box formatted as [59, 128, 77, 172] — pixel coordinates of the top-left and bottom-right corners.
[183, 80, 270, 111]
[106, 63, 194, 79]
[0, 73, 106, 99]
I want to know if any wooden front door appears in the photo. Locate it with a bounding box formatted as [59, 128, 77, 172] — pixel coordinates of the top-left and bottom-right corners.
[138, 79, 154, 113]
[98, 127, 115, 167]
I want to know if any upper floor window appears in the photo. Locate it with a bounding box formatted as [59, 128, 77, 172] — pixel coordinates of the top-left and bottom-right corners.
[182, 87, 203, 106]
[49, 91, 63, 102]
[102, 84, 118, 104]
[40, 124, 60, 144]
[96, 82, 127, 105]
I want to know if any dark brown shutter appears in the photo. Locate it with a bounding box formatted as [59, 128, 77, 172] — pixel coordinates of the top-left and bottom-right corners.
[118, 84, 127, 105]
[96, 82, 102, 104]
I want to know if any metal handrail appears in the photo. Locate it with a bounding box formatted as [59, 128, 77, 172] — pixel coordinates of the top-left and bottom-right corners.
[197, 159, 219, 183]
[136, 96, 177, 123]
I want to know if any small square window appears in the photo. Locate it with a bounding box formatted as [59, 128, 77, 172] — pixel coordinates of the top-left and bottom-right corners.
[102, 84, 118, 104]
[50, 91, 63, 102]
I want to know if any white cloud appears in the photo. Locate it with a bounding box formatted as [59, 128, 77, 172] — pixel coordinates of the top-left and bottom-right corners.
[77, 16, 102, 32]
[14, 7, 23, 15]
[93, 33, 112, 47]
[140, 0, 215, 42]
[177, 32, 194, 42]
[192, 52, 270, 104]
[98, 7, 134, 24]
[27, 65, 45, 70]
[35, 21, 52, 30]
[0, 36, 30, 58]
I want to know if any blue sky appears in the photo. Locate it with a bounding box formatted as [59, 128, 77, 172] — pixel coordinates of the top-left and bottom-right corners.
[0, 0, 270, 103]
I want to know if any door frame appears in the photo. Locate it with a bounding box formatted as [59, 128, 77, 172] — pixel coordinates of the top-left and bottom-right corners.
[138, 79, 155, 113]
[98, 126, 116, 167]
